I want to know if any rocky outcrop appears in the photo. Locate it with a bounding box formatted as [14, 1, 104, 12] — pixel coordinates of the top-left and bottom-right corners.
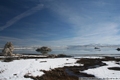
[94, 47, 100, 49]
[76, 58, 106, 67]
[116, 48, 120, 51]
[36, 46, 52, 55]
[2, 42, 14, 56]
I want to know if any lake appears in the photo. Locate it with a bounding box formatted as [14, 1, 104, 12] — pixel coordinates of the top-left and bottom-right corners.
[1, 46, 120, 57]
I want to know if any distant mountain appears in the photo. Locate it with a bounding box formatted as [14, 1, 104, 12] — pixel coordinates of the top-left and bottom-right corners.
[66, 44, 120, 49]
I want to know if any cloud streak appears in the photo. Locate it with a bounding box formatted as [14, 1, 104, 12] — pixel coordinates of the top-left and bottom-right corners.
[41, 0, 120, 45]
[0, 4, 44, 31]
[1, 0, 120, 46]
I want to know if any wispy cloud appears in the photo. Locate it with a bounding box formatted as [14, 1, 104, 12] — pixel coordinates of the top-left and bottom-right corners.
[41, 0, 120, 45]
[1, 0, 120, 46]
[0, 4, 44, 31]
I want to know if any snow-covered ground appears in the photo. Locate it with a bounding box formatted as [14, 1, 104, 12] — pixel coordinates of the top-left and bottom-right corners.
[74, 56, 104, 59]
[1, 57, 120, 80]
[82, 61, 120, 78]
[0, 58, 79, 80]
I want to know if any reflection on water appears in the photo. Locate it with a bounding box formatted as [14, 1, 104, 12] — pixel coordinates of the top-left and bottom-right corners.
[0, 47, 120, 56]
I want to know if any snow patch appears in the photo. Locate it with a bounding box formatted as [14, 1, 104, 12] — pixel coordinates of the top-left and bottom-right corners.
[82, 61, 120, 78]
[0, 58, 79, 80]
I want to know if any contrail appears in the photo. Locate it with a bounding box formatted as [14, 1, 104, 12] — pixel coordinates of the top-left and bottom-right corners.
[0, 4, 44, 31]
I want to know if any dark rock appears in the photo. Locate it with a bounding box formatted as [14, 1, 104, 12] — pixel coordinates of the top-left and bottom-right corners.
[116, 62, 120, 65]
[108, 67, 120, 71]
[57, 54, 72, 58]
[36, 46, 52, 55]
[13, 74, 17, 76]
[94, 47, 100, 49]
[104, 56, 115, 61]
[116, 48, 120, 51]
[25, 68, 78, 80]
[40, 61, 47, 63]
[3, 58, 14, 62]
[76, 58, 106, 67]
[24, 58, 109, 80]
[47, 54, 57, 58]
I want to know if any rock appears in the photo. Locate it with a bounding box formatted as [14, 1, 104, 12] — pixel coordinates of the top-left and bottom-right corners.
[36, 46, 52, 55]
[57, 54, 72, 58]
[2, 42, 14, 56]
[3, 57, 14, 62]
[33, 68, 78, 80]
[76, 58, 106, 67]
[116, 62, 120, 65]
[36, 47, 52, 52]
[47, 54, 57, 58]
[108, 67, 120, 71]
[116, 48, 120, 51]
[104, 56, 115, 60]
[94, 47, 100, 49]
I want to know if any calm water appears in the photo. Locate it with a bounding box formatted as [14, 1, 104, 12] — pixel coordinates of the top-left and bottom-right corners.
[1, 47, 120, 56]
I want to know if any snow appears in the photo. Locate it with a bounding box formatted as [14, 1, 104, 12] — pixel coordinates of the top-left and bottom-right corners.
[82, 61, 120, 78]
[74, 56, 103, 59]
[1, 57, 120, 80]
[0, 58, 79, 80]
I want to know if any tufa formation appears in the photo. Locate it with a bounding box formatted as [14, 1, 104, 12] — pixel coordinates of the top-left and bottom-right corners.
[2, 42, 14, 56]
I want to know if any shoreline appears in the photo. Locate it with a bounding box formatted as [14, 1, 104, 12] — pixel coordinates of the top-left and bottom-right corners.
[0, 53, 120, 62]
[0, 54, 120, 80]
[1, 52, 120, 56]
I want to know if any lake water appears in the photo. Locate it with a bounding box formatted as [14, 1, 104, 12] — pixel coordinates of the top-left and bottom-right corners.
[1, 47, 120, 57]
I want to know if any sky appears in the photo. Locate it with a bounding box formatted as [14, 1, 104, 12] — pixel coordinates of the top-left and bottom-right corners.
[1, 0, 120, 47]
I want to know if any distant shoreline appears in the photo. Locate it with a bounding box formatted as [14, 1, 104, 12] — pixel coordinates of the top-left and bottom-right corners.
[1, 52, 120, 56]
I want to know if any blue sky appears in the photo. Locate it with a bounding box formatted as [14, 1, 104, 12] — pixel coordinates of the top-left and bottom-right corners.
[1, 0, 120, 47]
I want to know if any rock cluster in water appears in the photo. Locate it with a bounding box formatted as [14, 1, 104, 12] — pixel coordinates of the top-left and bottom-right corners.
[2, 42, 14, 56]
[116, 48, 120, 51]
[36, 46, 52, 54]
